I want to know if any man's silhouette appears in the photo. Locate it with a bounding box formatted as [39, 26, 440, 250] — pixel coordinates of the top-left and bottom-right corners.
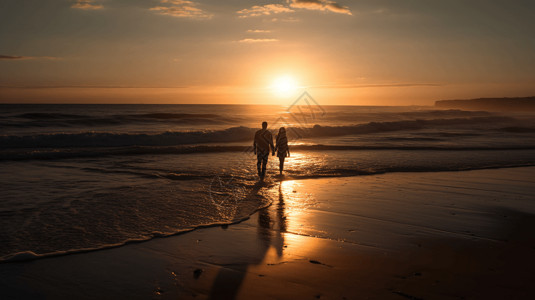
[253, 121, 275, 180]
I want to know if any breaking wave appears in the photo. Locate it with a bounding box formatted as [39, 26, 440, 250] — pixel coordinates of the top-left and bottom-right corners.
[0, 116, 517, 149]
[1, 112, 243, 128]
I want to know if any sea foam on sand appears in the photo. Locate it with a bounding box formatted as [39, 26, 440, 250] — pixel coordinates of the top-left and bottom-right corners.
[1, 167, 535, 299]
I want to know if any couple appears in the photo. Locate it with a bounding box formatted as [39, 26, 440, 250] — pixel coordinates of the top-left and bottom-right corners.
[253, 121, 290, 180]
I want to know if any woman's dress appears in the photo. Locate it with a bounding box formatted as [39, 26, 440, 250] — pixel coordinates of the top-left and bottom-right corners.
[276, 134, 288, 158]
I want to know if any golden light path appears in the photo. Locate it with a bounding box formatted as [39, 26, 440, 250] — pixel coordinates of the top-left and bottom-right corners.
[252, 178, 321, 267]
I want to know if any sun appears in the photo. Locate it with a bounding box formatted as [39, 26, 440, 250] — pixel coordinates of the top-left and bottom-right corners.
[271, 75, 299, 98]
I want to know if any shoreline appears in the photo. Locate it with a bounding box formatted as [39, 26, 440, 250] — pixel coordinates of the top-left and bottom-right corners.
[3, 163, 534, 264]
[2, 167, 535, 299]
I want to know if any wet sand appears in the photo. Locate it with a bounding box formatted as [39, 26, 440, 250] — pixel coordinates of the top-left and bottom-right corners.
[2, 167, 535, 299]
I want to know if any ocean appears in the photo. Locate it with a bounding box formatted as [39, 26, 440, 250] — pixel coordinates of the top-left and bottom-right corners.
[1, 103, 535, 262]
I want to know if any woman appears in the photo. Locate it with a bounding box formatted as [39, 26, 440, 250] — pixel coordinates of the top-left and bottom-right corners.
[275, 127, 290, 175]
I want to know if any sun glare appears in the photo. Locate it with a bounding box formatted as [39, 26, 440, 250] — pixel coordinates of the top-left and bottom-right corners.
[271, 75, 299, 98]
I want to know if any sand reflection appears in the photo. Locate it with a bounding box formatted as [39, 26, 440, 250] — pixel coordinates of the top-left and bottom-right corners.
[208, 179, 318, 298]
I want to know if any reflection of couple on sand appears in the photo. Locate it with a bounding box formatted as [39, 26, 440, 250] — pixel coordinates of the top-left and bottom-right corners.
[253, 121, 290, 180]
[209, 182, 287, 299]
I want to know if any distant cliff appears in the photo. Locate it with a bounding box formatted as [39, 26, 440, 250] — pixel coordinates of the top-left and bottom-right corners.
[435, 97, 535, 111]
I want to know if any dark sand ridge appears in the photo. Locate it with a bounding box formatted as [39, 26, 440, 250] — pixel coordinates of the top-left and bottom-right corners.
[1, 167, 535, 299]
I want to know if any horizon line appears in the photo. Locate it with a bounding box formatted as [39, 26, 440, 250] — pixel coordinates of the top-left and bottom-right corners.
[0, 102, 436, 107]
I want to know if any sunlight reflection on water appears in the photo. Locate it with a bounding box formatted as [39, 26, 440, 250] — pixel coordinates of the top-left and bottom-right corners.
[282, 151, 328, 176]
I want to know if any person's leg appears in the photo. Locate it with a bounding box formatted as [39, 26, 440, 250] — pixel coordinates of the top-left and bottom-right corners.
[279, 156, 284, 175]
[257, 153, 263, 178]
[261, 154, 268, 178]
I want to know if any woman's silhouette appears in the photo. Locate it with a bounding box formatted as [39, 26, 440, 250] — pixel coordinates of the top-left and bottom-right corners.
[275, 127, 290, 175]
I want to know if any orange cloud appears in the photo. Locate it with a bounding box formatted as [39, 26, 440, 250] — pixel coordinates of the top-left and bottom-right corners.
[237, 4, 294, 18]
[247, 29, 272, 33]
[71, 0, 103, 10]
[288, 0, 352, 15]
[238, 38, 279, 43]
[150, 0, 212, 19]
[316, 83, 444, 89]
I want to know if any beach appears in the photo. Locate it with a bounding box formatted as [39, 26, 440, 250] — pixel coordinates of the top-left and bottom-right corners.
[3, 104, 535, 263]
[2, 167, 535, 299]
[3, 1, 535, 298]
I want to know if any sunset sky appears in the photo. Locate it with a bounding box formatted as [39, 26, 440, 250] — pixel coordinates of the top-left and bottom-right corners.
[1, 0, 534, 105]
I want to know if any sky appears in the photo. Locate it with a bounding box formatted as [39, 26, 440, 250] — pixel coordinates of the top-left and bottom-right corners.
[1, 0, 534, 105]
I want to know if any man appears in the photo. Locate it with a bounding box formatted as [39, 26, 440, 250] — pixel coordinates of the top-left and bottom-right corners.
[253, 121, 275, 180]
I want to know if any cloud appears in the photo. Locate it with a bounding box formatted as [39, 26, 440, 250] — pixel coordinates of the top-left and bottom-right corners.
[150, 0, 212, 19]
[238, 38, 279, 43]
[0, 85, 191, 89]
[237, 4, 294, 18]
[288, 0, 352, 15]
[317, 83, 443, 89]
[0, 55, 60, 60]
[71, 0, 103, 10]
[0, 55, 30, 60]
[240, 30, 276, 43]
[247, 29, 271, 33]
[271, 17, 300, 22]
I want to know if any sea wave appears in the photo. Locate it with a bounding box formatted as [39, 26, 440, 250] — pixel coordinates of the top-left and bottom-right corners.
[0, 127, 256, 149]
[16, 113, 91, 119]
[2, 144, 535, 161]
[0, 116, 518, 149]
[0, 207, 271, 263]
[500, 126, 535, 133]
[1, 112, 242, 128]
[80, 163, 535, 182]
[304, 116, 514, 137]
